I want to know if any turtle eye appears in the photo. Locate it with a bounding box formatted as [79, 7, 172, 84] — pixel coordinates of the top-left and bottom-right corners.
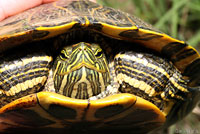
[95, 50, 103, 58]
[59, 51, 68, 60]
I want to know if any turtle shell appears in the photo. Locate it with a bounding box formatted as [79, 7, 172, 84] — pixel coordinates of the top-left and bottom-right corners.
[0, 0, 200, 134]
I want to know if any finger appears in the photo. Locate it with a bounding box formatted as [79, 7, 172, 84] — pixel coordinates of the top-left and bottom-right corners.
[0, 0, 96, 21]
[42, 0, 59, 3]
[89, 0, 96, 3]
[0, 0, 56, 21]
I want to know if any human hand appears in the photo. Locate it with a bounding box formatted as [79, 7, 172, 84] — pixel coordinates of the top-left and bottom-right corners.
[0, 0, 96, 21]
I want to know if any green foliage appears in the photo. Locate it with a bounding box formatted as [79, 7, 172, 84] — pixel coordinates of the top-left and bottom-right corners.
[98, 0, 200, 49]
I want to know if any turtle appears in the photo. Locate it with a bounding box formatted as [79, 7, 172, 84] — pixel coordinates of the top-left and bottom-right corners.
[0, 0, 200, 134]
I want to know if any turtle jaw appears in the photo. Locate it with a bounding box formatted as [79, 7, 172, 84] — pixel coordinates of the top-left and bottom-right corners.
[58, 62, 108, 76]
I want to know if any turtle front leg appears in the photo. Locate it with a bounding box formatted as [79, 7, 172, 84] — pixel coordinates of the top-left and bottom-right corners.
[0, 52, 52, 108]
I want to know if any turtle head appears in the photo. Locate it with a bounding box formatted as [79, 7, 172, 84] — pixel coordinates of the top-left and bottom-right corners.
[53, 42, 110, 99]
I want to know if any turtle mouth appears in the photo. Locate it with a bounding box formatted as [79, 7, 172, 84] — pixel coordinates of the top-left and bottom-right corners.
[59, 62, 107, 76]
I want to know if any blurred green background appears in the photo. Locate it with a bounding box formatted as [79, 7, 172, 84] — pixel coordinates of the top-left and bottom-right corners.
[97, 0, 200, 133]
[98, 0, 200, 50]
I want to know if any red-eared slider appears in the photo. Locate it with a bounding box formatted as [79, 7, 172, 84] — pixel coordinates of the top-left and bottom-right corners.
[0, 0, 200, 134]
